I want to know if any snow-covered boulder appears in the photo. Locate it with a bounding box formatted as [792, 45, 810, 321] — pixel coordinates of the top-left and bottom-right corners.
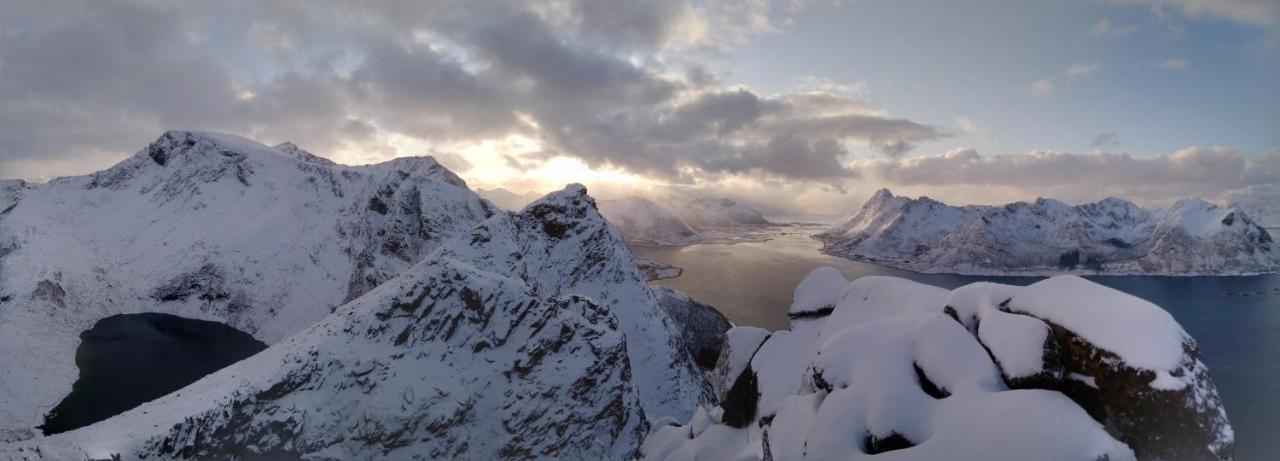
[788, 266, 847, 319]
[817, 188, 1279, 275]
[643, 268, 1233, 461]
[2, 184, 721, 460]
[598, 196, 703, 245]
[0, 131, 500, 441]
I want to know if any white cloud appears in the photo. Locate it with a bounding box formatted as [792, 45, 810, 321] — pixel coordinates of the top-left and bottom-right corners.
[1029, 63, 1104, 97]
[1161, 57, 1191, 69]
[1028, 78, 1057, 96]
[854, 146, 1278, 206]
[1115, 0, 1280, 27]
[1091, 17, 1141, 37]
[1065, 62, 1103, 79]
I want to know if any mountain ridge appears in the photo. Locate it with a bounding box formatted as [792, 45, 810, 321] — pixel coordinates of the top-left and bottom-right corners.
[817, 189, 1278, 275]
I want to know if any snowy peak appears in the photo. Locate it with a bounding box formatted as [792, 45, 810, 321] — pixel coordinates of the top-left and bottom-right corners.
[598, 196, 700, 246]
[818, 191, 1278, 275]
[371, 155, 469, 189]
[271, 141, 336, 166]
[667, 196, 772, 229]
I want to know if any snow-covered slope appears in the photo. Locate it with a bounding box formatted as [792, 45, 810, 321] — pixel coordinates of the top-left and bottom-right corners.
[2, 184, 722, 460]
[644, 268, 1233, 461]
[817, 189, 1278, 275]
[598, 196, 703, 245]
[0, 131, 500, 441]
[0, 180, 33, 213]
[664, 197, 772, 229]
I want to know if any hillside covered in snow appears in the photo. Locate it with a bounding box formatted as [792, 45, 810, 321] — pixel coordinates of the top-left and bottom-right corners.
[817, 189, 1279, 275]
[645, 268, 1234, 460]
[1, 170, 727, 458]
[0, 131, 506, 441]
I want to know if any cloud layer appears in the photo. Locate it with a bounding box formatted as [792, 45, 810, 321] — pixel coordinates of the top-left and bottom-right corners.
[0, 0, 946, 184]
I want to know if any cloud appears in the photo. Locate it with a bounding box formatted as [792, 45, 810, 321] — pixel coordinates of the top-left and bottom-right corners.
[1114, 0, 1280, 27]
[1160, 57, 1191, 69]
[0, 0, 944, 184]
[1065, 63, 1103, 79]
[1091, 17, 1141, 37]
[857, 146, 1277, 204]
[1091, 132, 1121, 148]
[1028, 63, 1104, 97]
[1028, 78, 1058, 96]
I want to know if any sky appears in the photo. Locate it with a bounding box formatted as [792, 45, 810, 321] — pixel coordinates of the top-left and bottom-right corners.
[0, 0, 1277, 215]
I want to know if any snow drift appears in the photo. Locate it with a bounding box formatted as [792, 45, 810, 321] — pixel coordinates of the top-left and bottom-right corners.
[817, 189, 1278, 275]
[644, 268, 1233, 460]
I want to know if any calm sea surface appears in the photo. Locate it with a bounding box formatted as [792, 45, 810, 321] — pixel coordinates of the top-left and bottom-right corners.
[633, 216, 1280, 460]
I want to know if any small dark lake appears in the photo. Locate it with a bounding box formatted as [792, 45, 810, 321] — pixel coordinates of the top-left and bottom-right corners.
[634, 218, 1280, 460]
[40, 313, 266, 435]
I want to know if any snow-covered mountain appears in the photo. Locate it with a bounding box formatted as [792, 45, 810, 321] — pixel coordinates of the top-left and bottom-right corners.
[598, 196, 703, 246]
[2, 184, 723, 460]
[645, 268, 1233, 460]
[476, 187, 543, 212]
[597, 195, 776, 246]
[663, 197, 772, 229]
[817, 189, 1279, 275]
[0, 131, 504, 440]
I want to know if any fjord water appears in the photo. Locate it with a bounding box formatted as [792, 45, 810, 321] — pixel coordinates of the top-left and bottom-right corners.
[633, 218, 1280, 459]
[41, 313, 266, 435]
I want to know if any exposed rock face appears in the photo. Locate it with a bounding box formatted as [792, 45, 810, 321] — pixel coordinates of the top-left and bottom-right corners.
[643, 269, 1233, 461]
[653, 287, 732, 371]
[817, 188, 1279, 275]
[0, 131, 496, 440]
[1000, 307, 1231, 460]
[2, 185, 721, 460]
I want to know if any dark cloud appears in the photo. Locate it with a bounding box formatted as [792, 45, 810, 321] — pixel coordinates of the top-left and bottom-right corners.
[348, 39, 519, 140]
[0, 0, 942, 185]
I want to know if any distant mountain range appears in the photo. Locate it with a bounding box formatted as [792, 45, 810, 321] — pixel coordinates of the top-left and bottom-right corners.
[597, 196, 773, 246]
[817, 189, 1278, 275]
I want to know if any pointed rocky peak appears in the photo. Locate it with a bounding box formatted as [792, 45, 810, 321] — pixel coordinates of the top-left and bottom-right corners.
[860, 188, 904, 211]
[522, 184, 597, 240]
[869, 188, 894, 202]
